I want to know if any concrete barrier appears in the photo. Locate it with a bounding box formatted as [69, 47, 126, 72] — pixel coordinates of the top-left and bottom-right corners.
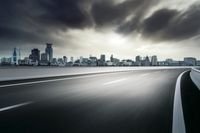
[190, 68, 200, 90]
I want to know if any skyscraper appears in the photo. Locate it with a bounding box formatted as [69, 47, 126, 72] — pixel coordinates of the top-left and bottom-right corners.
[12, 48, 17, 65]
[63, 56, 67, 64]
[45, 43, 53, 62]
[41, 53, 48, 61]
[100, 54, 106, 62]
[29, 48, 40, 62]
[12, 47, 20, 65]
[143, 56, 150, 66]
[151, 55, 158, 66]
[110, 54, 114, 62]
[99, 54, 106, 66]
[135, 55, 142, 66]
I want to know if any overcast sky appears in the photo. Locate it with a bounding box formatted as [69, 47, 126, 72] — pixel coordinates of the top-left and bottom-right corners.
[1, 0, 200, 60]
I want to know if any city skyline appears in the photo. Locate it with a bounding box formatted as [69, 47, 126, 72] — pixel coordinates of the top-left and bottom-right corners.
[0, 44, 200, 67]
[1, 0, 200, 60]
[1, 45, 200, 61]
[1, 44, 200, 61]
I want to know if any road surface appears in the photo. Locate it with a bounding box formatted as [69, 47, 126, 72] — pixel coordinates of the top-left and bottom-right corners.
[0, 68, 187, 133]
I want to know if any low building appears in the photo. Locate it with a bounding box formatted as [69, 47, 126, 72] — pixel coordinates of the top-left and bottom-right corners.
[106, 61, 113, 66]
[165, 59, 173, 66]
[158, 61, 167, 66]
[184, 57, 196, 66]
[1, 57, 12, 66]
[196, 60, 200, 66]
[121, 59, 133, 66]
[18, 57, 37, 66]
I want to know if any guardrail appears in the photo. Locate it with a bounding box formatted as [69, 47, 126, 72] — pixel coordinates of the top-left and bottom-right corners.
[190, 68, 200, 90]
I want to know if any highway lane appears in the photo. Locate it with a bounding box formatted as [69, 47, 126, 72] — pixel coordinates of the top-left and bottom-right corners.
[0, 68, 187, 133]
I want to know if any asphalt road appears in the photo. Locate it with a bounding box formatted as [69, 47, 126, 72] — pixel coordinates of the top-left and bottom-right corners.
[0, 68, 187, 133]
[181, 71, 200, 133]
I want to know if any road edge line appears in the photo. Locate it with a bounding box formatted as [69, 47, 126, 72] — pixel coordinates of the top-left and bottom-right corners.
[0, 101, 34, 112]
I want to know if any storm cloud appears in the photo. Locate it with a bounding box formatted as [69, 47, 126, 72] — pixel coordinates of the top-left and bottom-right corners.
[91, 0, 155, 27]
[0, 0, 200, 56]
[0, 0, 92, 45]
[140, 3, 200, 41]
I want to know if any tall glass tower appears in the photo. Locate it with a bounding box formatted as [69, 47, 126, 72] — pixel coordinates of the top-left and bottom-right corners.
[12, 47, 18, 65]
[45, 43, 53, 62]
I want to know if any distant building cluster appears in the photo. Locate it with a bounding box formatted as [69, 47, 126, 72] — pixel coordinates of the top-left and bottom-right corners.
[0, 43, 200, 67]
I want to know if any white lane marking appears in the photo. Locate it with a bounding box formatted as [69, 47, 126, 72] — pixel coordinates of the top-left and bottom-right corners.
[0, 72, 130, 88]
[0, 101, 33, 112]
[172, 71, 188, 133]
[103, 78, 127, 86]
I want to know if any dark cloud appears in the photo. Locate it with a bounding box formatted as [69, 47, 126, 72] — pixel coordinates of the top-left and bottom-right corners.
[139, 3, 200, 41]
[166, 4, 200, 40]
[142, 9, 178, 34]
[140, 9, 179, 40]
[36, 0, 92, 29]
[116, 0, 157, 34]
[0, 0, 92, 48]
[91, 0, 156, 27]
[91, 0, 129, 26]
[0, 0, 200, 54]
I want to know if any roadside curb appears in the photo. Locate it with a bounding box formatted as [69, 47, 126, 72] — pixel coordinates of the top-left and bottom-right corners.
[190, 68, 200, 90]
[172, 71, 188, 133]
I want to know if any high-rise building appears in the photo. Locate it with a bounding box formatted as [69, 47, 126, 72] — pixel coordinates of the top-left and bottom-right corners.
[63, 56, 67, 63]
[29, 48, 40, 62]
[45, 43, 53, 62]
[100, 54, 106, 62]
[1, 57, 12, 65]
[41, 53, 48, 61]
[99, 54, 106, 66]
[135, 55, 142, 66]
[89, 56, 97, 66]
[143, 56, 150, 66]
[151, 55, 158, 66]
[110, 55, 119, 66]
[12, 48, 18, 65]
[110, 54, 114, 62]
